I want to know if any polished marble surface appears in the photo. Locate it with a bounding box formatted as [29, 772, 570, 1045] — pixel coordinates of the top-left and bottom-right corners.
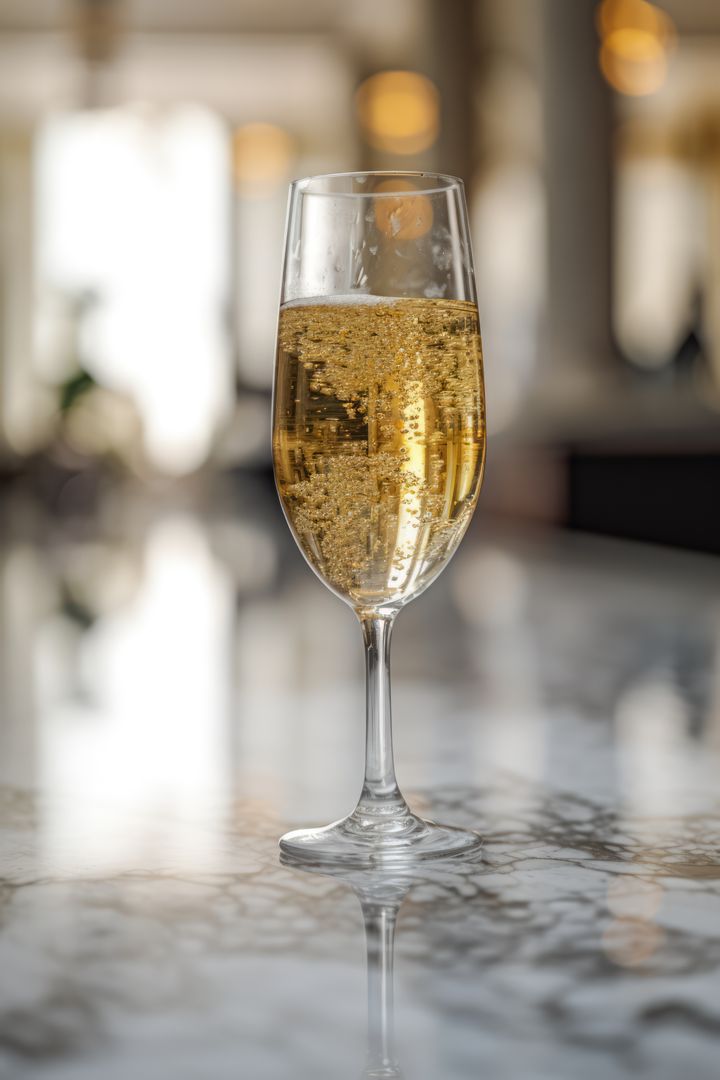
[1, 484, 720, 1079]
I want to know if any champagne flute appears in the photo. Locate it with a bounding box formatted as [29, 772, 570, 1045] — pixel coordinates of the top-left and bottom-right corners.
[273, 171, 486, 866]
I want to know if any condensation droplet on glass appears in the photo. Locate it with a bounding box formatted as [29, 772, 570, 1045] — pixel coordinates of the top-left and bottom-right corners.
[432, 243, 452, 271]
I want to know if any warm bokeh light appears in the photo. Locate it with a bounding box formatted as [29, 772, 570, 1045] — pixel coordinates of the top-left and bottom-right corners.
[600, 34, 668, 96]
[606, 876, 663, 919]
[597, 0, 673, 42]
[372, 179, 433, 241]
[602, 917, 666, 967]
[597, 0, 675, 97]
[355, 70, 439, 155]
[605, 26, 665, 64]
[233, 122, 295, 195]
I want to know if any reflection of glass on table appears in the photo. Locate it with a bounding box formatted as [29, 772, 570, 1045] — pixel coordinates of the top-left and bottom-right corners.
[282, 856, 413, 1078]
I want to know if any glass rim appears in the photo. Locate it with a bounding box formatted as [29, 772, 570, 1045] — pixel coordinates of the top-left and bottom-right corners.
[291, 170, 465, 199]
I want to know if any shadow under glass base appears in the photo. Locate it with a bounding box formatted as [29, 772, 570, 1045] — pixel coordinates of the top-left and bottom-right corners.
[279, 803, 482, 869]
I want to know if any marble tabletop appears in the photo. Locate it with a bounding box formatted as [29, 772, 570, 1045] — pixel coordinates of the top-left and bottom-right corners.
[1, 485, 720, 1079]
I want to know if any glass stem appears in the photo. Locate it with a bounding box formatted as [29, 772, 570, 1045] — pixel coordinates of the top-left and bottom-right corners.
[357, 615, 407, 816]
[362, 900, 401, 1077]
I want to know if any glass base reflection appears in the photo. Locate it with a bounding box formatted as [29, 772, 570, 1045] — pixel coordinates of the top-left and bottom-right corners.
[279, 852, 484, 1077]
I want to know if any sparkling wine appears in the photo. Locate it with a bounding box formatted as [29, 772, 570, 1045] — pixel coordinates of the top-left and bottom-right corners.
[273, 296, 485, 610]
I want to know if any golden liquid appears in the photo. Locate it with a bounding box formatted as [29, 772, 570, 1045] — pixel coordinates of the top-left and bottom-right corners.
[273, 296, 486, 610]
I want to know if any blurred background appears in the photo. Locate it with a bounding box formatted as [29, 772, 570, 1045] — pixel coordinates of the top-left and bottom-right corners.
[1, 0, 719, 850]
[3, 0, 720, 541]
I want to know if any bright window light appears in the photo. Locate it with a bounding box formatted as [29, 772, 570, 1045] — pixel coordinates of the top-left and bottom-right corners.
[35, 106, 233, 474]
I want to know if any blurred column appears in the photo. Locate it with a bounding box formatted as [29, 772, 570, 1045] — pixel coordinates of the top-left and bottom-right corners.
[542, 0, 615, 395]
[706, 155, 720, 392]
[0, 548, 43, 790]
[424, 0, 477, 184]
[72, 0, 124, 108]
[0, 130, 52, 456]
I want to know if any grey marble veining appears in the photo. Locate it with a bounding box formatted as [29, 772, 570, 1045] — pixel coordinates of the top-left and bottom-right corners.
[1, 498, 720, 1078]
[1, 775, 720, 1080]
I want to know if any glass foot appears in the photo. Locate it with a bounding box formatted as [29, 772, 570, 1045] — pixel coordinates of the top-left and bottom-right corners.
[279, 804, 482, 869]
